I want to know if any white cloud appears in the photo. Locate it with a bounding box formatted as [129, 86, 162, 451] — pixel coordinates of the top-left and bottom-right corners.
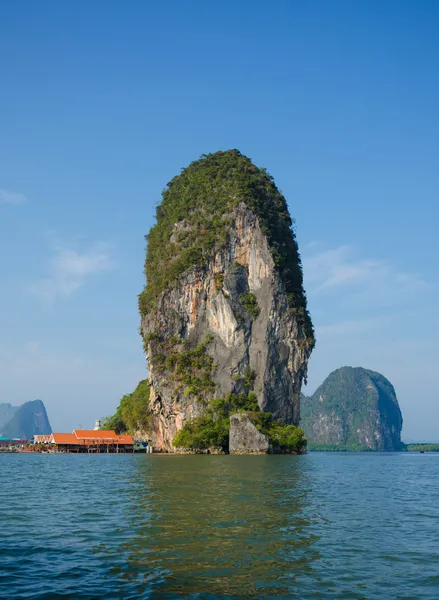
[0, 189, 28, 204]
[317, 316, 392, 337]
[30, 241, 114, 303]
[303, 244, 428, 308]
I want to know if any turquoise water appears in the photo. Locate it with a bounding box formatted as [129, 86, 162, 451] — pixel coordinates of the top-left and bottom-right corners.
[1, 453, 438, 599]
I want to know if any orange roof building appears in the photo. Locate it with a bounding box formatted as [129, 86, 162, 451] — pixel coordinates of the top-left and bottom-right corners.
[49, 429, 134, 451]
[51, 433, 78, 445]
[73, 430, 118, 441]
[117, 435, 135, 445]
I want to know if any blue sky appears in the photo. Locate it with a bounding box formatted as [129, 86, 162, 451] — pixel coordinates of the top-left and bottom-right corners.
[0, 0, 438, 440]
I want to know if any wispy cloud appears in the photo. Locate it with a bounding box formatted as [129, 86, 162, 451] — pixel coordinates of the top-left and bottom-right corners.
[303, 244, 428, 308]
[303, 242, 432, 351]
[0, 189, 28, 204]
[30, 241, 114, 304]
[317, 316, 392, 337]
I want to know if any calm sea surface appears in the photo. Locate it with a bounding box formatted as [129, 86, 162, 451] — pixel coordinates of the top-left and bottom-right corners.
[1, 453, 438, 599]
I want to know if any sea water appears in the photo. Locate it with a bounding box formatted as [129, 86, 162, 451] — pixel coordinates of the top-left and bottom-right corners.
[1, 452, 438, 599]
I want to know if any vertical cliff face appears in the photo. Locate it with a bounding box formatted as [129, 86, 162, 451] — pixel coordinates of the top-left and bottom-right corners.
[300, 367, 403, 450]
[139, 151, 314, 451]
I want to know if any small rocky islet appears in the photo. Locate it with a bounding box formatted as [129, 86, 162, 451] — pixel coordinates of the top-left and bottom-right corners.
[106, 150, 403, 453]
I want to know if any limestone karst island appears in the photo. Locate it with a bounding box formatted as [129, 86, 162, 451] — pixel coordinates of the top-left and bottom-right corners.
[107, 150, 315, 454]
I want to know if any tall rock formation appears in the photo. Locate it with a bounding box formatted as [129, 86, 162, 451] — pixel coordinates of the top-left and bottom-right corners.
[139, 150, 314, 451]
[0, 400, 52, 439]
[0, 403, 18, 430]
[300, 367, 403, 450]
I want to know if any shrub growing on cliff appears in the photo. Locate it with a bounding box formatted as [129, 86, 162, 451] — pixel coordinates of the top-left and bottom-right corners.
[102, 380, 151, 434]
[266, 423, 307, 453]
[150, 335, 217, 402]
[172, 393, 306, 453]
[173, 415, 229, 450]
[139, 149, 314, 343]
[243, 410, 307, 453]
[240, 293, 260, 319]
[214, 272, 224, 290]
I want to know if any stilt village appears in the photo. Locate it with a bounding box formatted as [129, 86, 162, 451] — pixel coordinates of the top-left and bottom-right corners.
[0, 420, 153, 453]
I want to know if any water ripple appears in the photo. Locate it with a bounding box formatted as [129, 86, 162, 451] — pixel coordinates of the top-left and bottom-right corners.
[1, 453, 438, 599]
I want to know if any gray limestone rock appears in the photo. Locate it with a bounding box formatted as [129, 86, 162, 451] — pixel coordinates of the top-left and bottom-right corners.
[229, 412, 269, 454]
[142, 204, 313, 451]
[138, 151, 314, 452]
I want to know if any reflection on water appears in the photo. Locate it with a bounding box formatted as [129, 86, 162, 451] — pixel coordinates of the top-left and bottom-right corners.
[1, 453, 439, 599]
[120, 456, 318, 597]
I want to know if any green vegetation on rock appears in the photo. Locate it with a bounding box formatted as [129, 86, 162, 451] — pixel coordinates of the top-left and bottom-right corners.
[103, 380, 150, 434]
[173, 391, 306, 453]
[300, 367, 403, 451]
[139, 149, 313, 341]
[307, 443, 374, 452]
[214, 272, 225, 290]
[240, 292, 260, 319]
[170, 346, 307, 453]
[407, 444, 439, 452]
[172, 412, 230, 451]
[151, 335, 217, 402]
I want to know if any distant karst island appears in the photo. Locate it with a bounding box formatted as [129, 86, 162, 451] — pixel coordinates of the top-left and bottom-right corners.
[0, 400, 52, 440]
[301, 367, 403, 451]
[104, 149, 416, 454]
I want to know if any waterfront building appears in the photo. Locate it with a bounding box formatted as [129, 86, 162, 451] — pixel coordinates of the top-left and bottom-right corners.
[49, 429, 134, 453]
[33, 435, 52, 444]
[134, 440, 153, 452]
[0, 437, 29, 450]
